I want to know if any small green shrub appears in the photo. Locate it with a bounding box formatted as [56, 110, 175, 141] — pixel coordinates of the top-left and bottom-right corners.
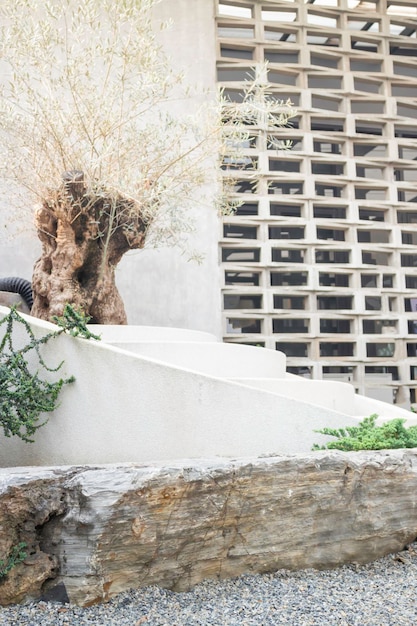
[0, 304, 99, 442]
[0, 543, 27, 579]
[52, 306, 101, 340]
[312, 413, 417, 451]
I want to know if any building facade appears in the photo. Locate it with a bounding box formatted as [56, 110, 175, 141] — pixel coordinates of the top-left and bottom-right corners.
[217, 0, 417, 406]
[1, 0, 417, 406]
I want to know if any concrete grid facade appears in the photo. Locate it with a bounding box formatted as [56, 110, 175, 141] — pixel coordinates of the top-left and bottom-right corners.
[217, 0, 417, 405]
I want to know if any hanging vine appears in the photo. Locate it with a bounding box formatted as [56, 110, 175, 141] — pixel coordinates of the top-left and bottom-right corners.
[0, 305, 99, 442]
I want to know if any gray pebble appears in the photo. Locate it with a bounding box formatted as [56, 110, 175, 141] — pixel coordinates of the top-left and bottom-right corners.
[1, 544, 416, 625]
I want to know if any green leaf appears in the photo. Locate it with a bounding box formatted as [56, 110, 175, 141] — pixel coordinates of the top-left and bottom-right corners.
[312, 414, 417, 451]
[0, 306, 75, 442]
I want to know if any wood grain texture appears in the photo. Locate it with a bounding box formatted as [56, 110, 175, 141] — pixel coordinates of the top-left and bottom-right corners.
[1, 450, 417, 606]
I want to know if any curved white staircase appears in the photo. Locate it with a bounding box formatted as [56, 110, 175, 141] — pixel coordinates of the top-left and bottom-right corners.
[0, 309, 413, 467]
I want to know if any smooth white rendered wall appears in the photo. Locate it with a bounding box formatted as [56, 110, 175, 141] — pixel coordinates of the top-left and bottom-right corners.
[117, 0, 221, 334]
[0, 0, 222, 336]
[1, 308, 414, 468]
[0, 308, 359, 468]
[0, 178, 40, 285]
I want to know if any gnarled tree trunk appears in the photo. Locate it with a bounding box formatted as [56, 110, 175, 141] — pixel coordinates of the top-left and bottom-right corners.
[31, 172, 148, 324]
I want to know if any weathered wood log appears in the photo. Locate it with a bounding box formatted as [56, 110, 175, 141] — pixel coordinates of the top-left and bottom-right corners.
[1, 450, 417, 606]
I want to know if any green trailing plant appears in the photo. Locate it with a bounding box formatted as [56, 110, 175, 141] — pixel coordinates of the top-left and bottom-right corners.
[0, 304, 99, 442]
[313, 414, 417, 451]
[0, 542, 27, 579]
[52, 306, 101, 340]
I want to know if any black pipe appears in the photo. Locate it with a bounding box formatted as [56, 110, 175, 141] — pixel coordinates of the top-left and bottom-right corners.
[0, 277, 33, 310]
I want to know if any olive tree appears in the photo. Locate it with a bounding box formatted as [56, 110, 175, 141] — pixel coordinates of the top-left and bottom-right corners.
[0, 0, 295, 323]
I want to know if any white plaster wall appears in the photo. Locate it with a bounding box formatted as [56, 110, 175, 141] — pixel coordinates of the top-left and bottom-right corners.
[95, 325, 218, 343]
[92, 326, 415, 418]
[0, 308, 359, 467]
[0, 184, 40, 284]
[229, 378, 356, 414]
[116, 0, 221, 334]
[1, 309, 415, 468]
[103, 341, 287, 378]
[353, 395, 417, 424]
[0, 238, 40, 283]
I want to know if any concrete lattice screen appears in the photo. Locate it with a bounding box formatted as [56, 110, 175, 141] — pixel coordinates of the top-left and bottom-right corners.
[218, 0, 417, 407]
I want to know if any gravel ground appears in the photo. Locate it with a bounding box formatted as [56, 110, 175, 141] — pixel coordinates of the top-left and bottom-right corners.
[1, 545, 416, 626]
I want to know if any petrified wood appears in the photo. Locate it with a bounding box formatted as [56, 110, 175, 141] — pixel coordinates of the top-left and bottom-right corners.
[1, 450, 417, 606]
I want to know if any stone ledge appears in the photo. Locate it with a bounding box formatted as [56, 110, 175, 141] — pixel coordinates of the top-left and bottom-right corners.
[1, 450, 417, 606]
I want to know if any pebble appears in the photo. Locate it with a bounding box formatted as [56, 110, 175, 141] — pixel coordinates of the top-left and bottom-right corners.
[0, 544, 416, 625]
